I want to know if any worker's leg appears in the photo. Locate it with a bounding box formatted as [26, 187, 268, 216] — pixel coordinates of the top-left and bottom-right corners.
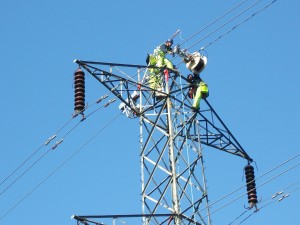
[156, 56, 173, 69]
[192, 81, 209, 109]
[156, 56, 164, 68]
[148, 68, 161, 89]
[163, 58, 173, 69]
[192, 87, 202, 109]
[150, 56, 164, 90]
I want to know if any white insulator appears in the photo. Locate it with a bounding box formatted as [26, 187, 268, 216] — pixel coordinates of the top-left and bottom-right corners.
[186, 52, 207, 75]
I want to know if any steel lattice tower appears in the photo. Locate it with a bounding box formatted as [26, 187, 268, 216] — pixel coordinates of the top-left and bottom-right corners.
[72, 60, 253, 225]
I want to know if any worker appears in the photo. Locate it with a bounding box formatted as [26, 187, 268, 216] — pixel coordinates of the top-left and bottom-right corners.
[147, 39, 174, 94]
[187, 74, 209, 111]
[153, 38, 174, 69]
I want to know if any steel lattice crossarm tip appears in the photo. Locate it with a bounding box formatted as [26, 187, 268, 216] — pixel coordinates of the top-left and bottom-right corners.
[74, 59, 253, 162]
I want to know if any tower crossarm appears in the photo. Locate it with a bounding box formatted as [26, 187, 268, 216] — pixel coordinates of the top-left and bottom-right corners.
[74, 59, 253, 161]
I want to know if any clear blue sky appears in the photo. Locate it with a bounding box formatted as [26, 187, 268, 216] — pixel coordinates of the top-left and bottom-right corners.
[1, 1, 299, 225]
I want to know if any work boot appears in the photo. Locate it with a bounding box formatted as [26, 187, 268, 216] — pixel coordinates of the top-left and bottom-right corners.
[155, 87, 166, 100]
[191, 106, 199, 112]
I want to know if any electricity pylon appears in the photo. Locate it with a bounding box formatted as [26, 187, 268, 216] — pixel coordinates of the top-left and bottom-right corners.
[72, 59, 253, 225]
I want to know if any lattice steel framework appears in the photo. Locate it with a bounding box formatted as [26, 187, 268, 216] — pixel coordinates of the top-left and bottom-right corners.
[72, 60, 252, 225]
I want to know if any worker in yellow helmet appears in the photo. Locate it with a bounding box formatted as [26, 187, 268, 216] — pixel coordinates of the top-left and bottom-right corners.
[187, 74, 209, 111]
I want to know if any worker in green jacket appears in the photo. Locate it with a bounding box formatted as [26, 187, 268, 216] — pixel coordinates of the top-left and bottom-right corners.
[147, 39, 174, 92]
[187, 74, 209, 111]
[153, 39, 174, 69]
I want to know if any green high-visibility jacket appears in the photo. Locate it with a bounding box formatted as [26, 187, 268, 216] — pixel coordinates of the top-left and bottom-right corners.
[147, 44, 173, 90]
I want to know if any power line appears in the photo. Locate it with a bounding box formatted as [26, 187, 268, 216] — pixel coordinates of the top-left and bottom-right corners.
[0, 148, 51, 198]
[0, 91, 110, 190]
[238, 185, 300, 224]
[207, 160, 300, 219]
[0, 117, 73, 188]
[179, 0, 253, 46]
[0, 111, 122, 221]
[198, 152, 300, 214]
[228, 210, 249, 225]
[192, 152, 300, 220]
[187, 0, 265, 51]
[228, 179, 300, 224]
[170, 0, 277, 72]
[201, 0, 278, 50]
[251, 182, 300, 211]
[0, 96, 115, 199]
